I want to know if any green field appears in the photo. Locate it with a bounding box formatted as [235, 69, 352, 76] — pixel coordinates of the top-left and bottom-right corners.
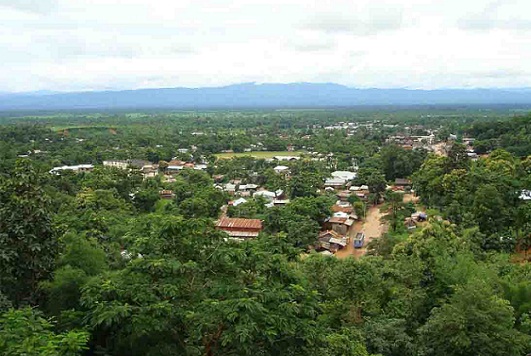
[215, 151, 305, 159]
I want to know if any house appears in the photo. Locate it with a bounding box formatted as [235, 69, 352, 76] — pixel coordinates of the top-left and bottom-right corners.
[332, 203, 354, 214]
[129, 159, 152, 169]
[166, 159, 185, 172]
[325, 216, 349, 235]
[395, 178, 412, 187]
[194, 164, 208, 170]
[273, 199, 290, 206]
[215, 217, 263, 239]
[336, 190, 351, 202]
[274, 165, 290, 174]
[168, 159, 187, 166]
[274, 156, 300, 161]
[164, 175, 177, 183]
[275, 189, 286, 199]
[224, 183, 237, 195]
[49, 164, 94, 175]
[253, 190, 277, 201]
[167, 165, 184, 172]
[520, 190, 531, 201]
[350, 185, 370, 200]
[331, 171, 357, 182]
[238, 184, 259, 192]
[467, 152, 478, 160]
[230, 197, 248, 207]
[213, 174, 225, 183]
[159, 190, 175, 200]
[317, 230, 347, 253]
[103, 160, 129, 169]
[324, 178, 346, 190]
[104, 159, 152, 171]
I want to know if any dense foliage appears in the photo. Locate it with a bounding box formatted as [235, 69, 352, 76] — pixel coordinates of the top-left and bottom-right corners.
[0, 109, 529, 356]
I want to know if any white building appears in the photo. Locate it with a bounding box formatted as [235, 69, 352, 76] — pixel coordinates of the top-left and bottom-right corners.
[103, 160, 129, 169]
[232, 198, 248, 207]
[50, 164, 94, 175]
[274, 165, 290, 174]
[331, 171, 357, 181]
[253, 190, 277, 201]
[274, 156, 300, 161]
[520, 190, 531, 201]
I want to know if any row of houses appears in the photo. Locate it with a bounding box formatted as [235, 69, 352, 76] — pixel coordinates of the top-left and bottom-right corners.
[49, 164, 94, 175]
[215, 183, 260, 196]
[324, 170, 358, 190]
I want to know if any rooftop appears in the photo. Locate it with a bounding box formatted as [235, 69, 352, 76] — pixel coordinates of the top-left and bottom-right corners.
[216, 217, 263, 230]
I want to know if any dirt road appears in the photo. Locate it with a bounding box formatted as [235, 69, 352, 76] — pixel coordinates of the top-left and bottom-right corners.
[432, 142, 447, 157]
[335, 205, 386, 259]
[403, 193, 419, 204]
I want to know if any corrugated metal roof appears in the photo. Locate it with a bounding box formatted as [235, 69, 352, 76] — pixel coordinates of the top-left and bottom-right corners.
[216, 217, 263, 230]
[328, 217, 347, 224]
[224, 231, 260, 238]
[318, 230, 343, 239]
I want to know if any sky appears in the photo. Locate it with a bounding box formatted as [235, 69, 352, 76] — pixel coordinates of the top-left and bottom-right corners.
[1, 0, 531, 92]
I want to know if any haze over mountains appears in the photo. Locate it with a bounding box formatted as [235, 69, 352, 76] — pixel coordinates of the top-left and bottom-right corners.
[1, 83, 531, 110]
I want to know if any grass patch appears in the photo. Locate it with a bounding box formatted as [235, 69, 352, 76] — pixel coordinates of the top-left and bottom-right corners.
[215, 151, 305, 159]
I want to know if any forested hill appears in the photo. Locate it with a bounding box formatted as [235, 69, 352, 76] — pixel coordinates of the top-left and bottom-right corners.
[2, 83, 531, 110]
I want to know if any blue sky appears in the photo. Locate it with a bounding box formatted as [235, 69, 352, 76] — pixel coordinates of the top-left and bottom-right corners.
[1, 0, 531, 92]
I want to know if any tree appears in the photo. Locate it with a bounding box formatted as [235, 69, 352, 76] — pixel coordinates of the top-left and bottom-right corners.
[446, 143, 469, 172]
[80, 218, 329, 355]
[288, 172, 321, 198]
[179, 197, 210, 218]
[41, 233, 107, 315]
[385, 190, 405, 232]
[356, 168, 386, 203]
[0, 160, 58, 306]
[364, 318, 416, 356]
[419, 279, 530, 356]
[380, 145, 427, 181]
[133, 188, 160, 213]
[0, 307, 88, 355]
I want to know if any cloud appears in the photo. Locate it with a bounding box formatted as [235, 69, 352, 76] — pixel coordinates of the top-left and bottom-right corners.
[0, 0, 531, 92]
[459, 18, 531, 30]
[302, 4, 403, 35]
[286, 35, 336, 52]
[0, 0, 57, 14]
[457, 0, 531, 30]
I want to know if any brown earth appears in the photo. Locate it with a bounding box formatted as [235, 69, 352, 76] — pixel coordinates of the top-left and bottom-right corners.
[335, 204, 386, 259]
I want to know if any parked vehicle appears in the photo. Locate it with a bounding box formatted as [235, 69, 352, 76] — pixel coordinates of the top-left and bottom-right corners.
[354, 232, 365, 248]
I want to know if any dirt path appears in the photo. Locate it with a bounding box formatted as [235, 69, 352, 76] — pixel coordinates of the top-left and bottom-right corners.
[403, 193, 419, 204]
[432, 142, 447, 156]
[335, 204, 386, 259]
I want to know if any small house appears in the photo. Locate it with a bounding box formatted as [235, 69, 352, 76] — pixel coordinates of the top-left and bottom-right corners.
[253, 190, 276, 201]
[224, 183, 237, 195]
[317, 230, 347, 253]
[274, 165, 290, 174]
[216, 217, 263, 240]
[159, 190, 175, 200]
[331, 171, 357, 181]
[324, 178, 346, 190]
[394, 178, 412, 188]
[49, 164, 94, 175]
[230, 198, 247, 207]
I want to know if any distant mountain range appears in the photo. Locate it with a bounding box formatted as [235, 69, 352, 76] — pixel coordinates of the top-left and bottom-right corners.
[1, 83, 531, 110]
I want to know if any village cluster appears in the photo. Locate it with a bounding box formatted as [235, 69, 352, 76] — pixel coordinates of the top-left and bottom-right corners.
[42, 120, 496, 257]
[47, 153, 424, 256]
